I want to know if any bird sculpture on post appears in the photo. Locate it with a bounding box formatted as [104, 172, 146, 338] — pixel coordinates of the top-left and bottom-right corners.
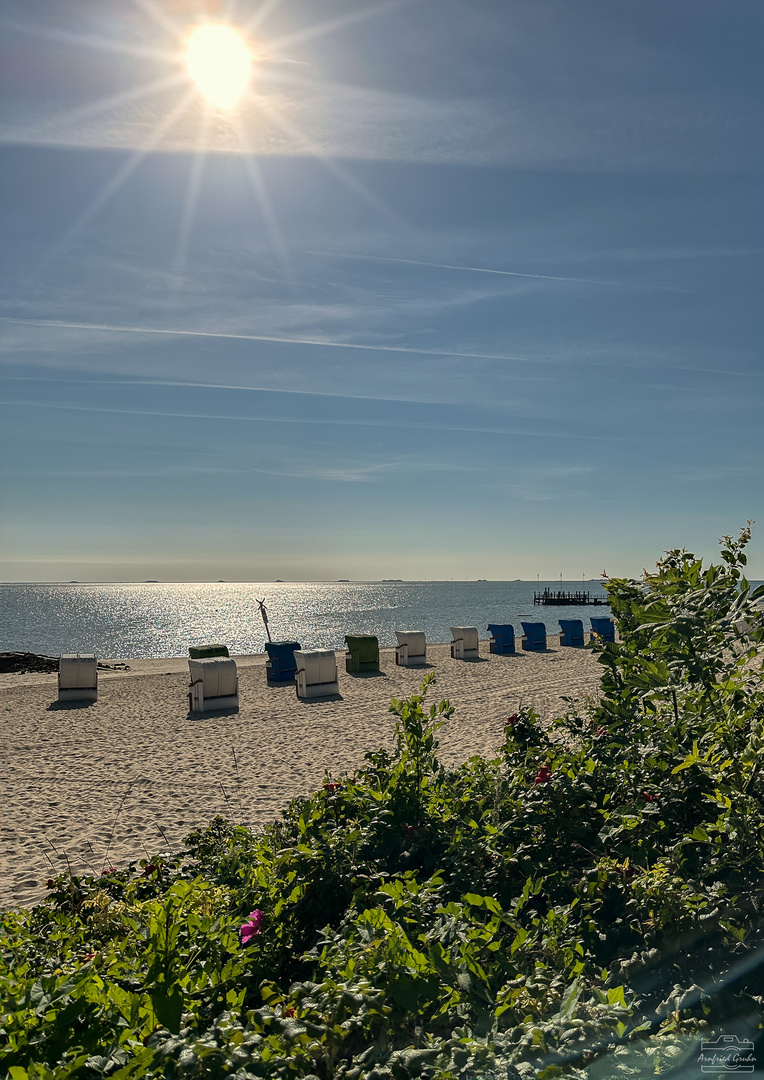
[257, 598, 272, 643]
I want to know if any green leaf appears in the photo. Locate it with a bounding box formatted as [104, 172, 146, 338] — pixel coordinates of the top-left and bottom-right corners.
[149, 985, 184, 1034]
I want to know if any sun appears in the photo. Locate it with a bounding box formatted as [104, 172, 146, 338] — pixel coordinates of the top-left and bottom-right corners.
[186, 24, 252, 110]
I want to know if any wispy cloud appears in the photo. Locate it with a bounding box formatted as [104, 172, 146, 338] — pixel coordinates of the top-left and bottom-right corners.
[487, 465, 594, 502]
[2, 317, 758, 380]
[0, 398, 630, 442]
[304, 250, 615, 287]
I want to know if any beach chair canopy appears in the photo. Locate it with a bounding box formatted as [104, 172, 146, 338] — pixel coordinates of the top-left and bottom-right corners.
[265, 641, 300, 664]
[520, 621, 547, 651]
[345, 635, 379, 672]
[395, 631, 426, 656]
[265, 640, 301, 682]
[295, 649, 338, 686]
[590, 617, 616, 642]
[58, 653, 98, 690]
[559, 619, 585, 647]
[450, 627, 479, 652]
[487, 623, 515, 653]
[188, 657, 238, 699]
[189, 644, 229, 659]
[395, 630, 427, 667]
[294, 649, 340, 698]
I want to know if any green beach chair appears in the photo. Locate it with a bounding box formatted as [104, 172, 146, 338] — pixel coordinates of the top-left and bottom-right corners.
[345, 634, 380, 673]
[189, 644, 229, 659]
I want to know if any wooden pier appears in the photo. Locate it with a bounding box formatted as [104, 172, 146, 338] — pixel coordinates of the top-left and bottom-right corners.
[533, 588, 608, 606]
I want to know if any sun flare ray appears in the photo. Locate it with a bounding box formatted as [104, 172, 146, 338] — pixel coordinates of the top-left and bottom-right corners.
[259, 96, 401, 227]
[33, 73, 187, 142]
[6, 17, 176, 63]
[232, 119, 293, 276]
[270, 0, 414, 51]
[173, 111, 212, 281]
[41, 92, 196, 268]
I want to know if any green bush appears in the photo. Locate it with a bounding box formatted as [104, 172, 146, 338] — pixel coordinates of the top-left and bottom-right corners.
[2, 528, 763, 1079]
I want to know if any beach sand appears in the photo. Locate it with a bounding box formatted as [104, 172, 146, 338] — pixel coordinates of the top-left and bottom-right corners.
[1, 642, 603, 910]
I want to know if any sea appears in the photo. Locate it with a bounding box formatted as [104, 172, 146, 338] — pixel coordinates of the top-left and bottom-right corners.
[0, 580, 612, 659]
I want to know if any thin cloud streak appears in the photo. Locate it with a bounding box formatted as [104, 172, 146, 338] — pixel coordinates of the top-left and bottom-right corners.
[306, 251, 612, 287]
[0, 315, 536, 366]
[1, 317, 757, 378]
[306, 250, 691, 293]
[23, 73, 187, 144]
[0, 399, 631, 442]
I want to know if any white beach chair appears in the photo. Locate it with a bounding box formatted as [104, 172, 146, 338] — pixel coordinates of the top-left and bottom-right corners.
[450, 626, 480, 659]
[294, 649, 339, 699]
[58, 653, 98, 702]
[395, 631, 427, 667]
[188, 656, 239, 712]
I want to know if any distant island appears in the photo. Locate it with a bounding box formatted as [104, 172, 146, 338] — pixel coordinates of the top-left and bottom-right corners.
[144, 579, 159, 583]
[383, 579, 403, 582]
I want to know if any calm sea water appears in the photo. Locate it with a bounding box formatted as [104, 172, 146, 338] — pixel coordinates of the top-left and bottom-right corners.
[0, 581, 611, 659]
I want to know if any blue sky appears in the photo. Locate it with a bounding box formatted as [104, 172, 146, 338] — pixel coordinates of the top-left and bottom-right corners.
[1, 0, 762, 581]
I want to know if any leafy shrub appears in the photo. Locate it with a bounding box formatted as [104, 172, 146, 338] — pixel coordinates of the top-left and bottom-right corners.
[2, 529, 763, 1079]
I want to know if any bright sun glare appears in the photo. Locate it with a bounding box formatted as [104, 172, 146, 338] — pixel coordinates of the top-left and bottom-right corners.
[186, 24, 252, 110]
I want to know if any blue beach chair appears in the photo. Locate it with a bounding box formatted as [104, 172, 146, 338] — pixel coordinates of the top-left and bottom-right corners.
[265, 640, 302, 683]
[590, 617, 615, 643]
[520, 621, 547, 651]
[559, 619, 585, 647]
[488, 623, 515, 654]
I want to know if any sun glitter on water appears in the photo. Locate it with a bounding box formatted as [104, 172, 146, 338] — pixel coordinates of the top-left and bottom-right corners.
[186, 24, 252, 109]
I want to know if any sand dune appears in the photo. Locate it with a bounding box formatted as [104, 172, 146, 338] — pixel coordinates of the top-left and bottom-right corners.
[1, 642, 603, 910]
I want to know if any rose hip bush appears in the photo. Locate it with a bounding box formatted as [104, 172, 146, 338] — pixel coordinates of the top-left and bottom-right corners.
[1, 528, 763, 1079]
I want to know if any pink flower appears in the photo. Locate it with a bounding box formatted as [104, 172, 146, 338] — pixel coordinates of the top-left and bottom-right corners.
[240, 909, 264, 944]
[505, 714, 518, 727]
[534, 765, 552, 784]
[324, 782, 340, 792]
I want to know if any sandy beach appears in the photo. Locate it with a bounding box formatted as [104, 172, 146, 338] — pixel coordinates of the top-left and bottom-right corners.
[1, 641, 603, 910]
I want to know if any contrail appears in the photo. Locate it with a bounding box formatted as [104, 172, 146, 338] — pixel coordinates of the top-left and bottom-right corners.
[303, 250, 692, 292]
[0, 398, 627, 441]
[304, 250, 613, 286]
[0, 316, 534, 364]
[2, 316, 752, 378]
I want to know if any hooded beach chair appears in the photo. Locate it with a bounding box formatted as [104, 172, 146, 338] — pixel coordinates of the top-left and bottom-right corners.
[188, 656, 239, 712]
[559, 619, 585, 647]
[265, 640, 301, 683]
[488, 624, 515, 655]
[520, 621, 547, 651]
[345, 635, 380, 673]
[450, 626, 480, 659]
[58, 653, 98, 702]
[294, 649, 339, 699]
[590, 617, 616, 643]
[395, 631, 427, 667]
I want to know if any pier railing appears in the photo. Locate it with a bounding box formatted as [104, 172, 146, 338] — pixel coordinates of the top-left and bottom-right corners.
[533, 589, 608, 606]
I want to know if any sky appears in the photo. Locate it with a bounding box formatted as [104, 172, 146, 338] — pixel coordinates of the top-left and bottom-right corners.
[0, 0, 762, 582]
